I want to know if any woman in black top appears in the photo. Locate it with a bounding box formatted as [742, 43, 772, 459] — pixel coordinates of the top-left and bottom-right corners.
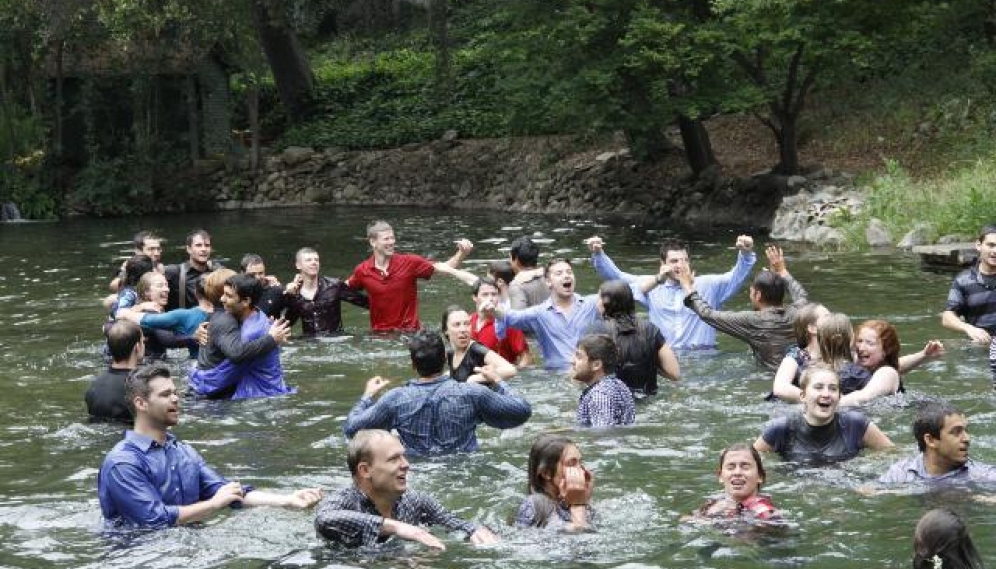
[441, 305, 516, 382]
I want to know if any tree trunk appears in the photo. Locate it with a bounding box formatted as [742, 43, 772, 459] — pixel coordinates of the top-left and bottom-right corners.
[248, 81, 260, 173]
[773, 115, 798, 175]
[677, 114, 716, 176]
[53, 41, 64, 160]
[185, 75, 200, 165]
[251, 0, 315, 124]
[429, 0, 451, 99]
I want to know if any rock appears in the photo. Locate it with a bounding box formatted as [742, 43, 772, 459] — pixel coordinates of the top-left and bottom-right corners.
[787, 175, 808, 190]
[897, 223, 933, 249]
[441, 129, 458, 142]
[303, 185, 333, 204]
[281, 146, 315, 167]
[865, 218, 893, 247]
[937, 234, 970, 244]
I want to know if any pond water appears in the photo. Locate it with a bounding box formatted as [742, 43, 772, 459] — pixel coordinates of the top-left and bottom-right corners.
[0, 206, 991, 569]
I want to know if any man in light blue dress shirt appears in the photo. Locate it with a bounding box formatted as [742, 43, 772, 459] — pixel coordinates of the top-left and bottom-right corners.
[587, 235, 756, 349]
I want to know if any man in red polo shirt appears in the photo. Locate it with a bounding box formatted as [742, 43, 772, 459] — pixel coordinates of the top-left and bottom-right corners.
[470, 276, 532, 366]
[347, 220, 477, 332]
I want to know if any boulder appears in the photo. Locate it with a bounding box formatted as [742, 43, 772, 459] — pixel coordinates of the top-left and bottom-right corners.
[937, 234, 971, 245]
[897, 223, 933, 249]
[281, 146, 315, 167]
[865, 218, 892, 247]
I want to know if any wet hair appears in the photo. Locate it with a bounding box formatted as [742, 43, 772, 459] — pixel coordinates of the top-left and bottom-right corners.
[793, 303, 827, 349]
[577, 334, 618, 373]
[856, 319, 901, 371]
[240, 253, 264, 273]
[717, 443, 766, 489]
[440, 304, 468, 335]
[509, 236, 540, 267]
[817, 312, 854, 370]
[185, 229, 211, 247]
[124, 364, 170, 415]
[977, 224, 996, 242]
[408, 329, 447, 377]
[488, 260, 515, 285]
[123, 254, 154, 287]
[599, 280, 636, 320]
[105, 319, 143, 362]
[201, 268, 237, 305]
[659, 238, 689, 261]
[527, 434, 576, 496]
[347, 429, 394, 477]
[544, 257, 572, 278]
[472, 275, 498, 296]
[295, 246, 318, 264]
[224, 273, 263, 307]
[913, 508, 985, 569]
[136, 271, 167, 302]
[913, 401, 963, 453]
[799, 363, 840, 393]
[751, 271, 786, 306]
[133, 230, 160, 251]
[367, 220, 393, 240]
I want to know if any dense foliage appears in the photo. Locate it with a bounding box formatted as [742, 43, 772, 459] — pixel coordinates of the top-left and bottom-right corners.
[1, 0, 996, 225]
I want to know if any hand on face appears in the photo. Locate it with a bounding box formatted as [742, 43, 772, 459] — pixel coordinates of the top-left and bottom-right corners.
[558, 465, 594, 506]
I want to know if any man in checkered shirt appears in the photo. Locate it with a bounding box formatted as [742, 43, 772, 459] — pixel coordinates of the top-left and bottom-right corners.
[315, 430, 497, 548]
[573, 334, 636, 427]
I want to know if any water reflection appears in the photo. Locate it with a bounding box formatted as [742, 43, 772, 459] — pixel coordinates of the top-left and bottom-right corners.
[0, 206, 991, 568]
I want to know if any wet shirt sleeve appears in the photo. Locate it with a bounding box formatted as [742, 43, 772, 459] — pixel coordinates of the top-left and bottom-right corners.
[100, 460, 180, 528]
[343, 391, 399, 437]
[413, 492, 476, 535]
[473, 383, 531, 429]
[314, 493, 385, 547]
[760, 417, 790, 452]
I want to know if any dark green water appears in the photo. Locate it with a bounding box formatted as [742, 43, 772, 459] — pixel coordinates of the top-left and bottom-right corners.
[0, 206, 990, 568]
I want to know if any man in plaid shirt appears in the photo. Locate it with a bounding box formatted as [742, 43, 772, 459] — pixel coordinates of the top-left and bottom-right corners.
[315, 430, 497, 548]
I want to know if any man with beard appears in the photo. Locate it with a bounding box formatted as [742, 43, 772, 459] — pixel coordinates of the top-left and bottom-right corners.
[495, 258, 601, 370]
[97, 365, 321, 529]
[315, 429, 497, 549]
[878, 401, 996, 484]
[572, 334, 635, 428]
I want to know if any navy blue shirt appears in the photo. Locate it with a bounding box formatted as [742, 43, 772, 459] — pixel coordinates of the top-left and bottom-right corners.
[98, 431, 252, 528]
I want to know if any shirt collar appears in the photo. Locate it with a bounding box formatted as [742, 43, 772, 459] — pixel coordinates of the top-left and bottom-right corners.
[124, 430, 176, 452]
[912, 453, 972, 478]
[543, 294, 582, 311]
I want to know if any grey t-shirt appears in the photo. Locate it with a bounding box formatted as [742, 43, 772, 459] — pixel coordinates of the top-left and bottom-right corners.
[761, 410, 870, 465]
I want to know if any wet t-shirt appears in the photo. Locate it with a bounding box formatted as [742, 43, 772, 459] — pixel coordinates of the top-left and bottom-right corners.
[761, 410, 870, 464]
[447, 342, 490, 382]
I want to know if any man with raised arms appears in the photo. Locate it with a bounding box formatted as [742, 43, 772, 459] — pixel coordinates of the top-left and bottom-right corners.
[283, 247, 368, 335]
[675, 245, 808, 370]
[97, 364, 321, 529]
[587, 235, 756, 349]
[346, 220, 477, 332]
[315, 429, 497, 549]
[494, 258, 601, 370]
[879, 401, 996, 484]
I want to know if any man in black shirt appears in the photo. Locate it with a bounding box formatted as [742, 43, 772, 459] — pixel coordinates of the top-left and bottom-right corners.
[165, 229, 221, 310]
[86, 320, 144, 423]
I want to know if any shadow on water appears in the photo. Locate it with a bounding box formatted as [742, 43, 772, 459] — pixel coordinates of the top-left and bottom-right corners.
[0, 206, 992, 568]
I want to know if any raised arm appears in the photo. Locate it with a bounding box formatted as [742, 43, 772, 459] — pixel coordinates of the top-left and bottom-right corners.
[766, 245, 808, 306]
[443, 238, 474, 269]
[898, 340, 945, 373]
[342, 378, 396, 437]
[705, 235, 757, 304]
[432, 262, 481, 286]
[586, 236, 642, 283]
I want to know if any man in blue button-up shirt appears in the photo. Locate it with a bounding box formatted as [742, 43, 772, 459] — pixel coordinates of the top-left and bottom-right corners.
[97, 364, 322, 529]
[587, 235, 756, 350]
[343, 330, 531, 455]
[494, 258, 602, 370]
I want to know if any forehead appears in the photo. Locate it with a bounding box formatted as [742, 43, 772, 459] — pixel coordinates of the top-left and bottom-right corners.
[560, 444, 582, 462]
[372, 229, 395, 240]
[980, 232, 996, 244]
[142, 238, 161, 247]
[857, 327, 879, 340]
[189, 235, 210, 246]
[549, 262, 572, 274]
[149, 376, 175, 393]
[150, 273, 167, 285]
[370, 436, 404, 461]
[723, 449, 755, 465]
[246, 262, 266, 271]
[942, 414, 968, 429]
[806, 371, 840, 387]
[447, 310, 470, 323]
[476, 283, 499, 295]
[664, 249, 688, 261]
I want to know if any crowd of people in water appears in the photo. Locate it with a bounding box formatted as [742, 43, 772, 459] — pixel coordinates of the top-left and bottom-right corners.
[85, 219, 996, 565]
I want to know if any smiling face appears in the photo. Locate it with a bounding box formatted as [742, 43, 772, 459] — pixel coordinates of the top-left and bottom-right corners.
[143, 273, 169, 307]
[369, 229, 396, 258]
[801, 368, 841, 426]
[362, 435, 409, 498]
[718, 449, 763, 502]
[661, 249, 690, 279]
[855, 327, 886, 370]
[296, 252, 320, 277]
[445, 309, 472, 349]
[545, 261, 575, 299]
[978, 231, 996, 274]
[220, 284, 248, 317]
[928, 413, 971, 469]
